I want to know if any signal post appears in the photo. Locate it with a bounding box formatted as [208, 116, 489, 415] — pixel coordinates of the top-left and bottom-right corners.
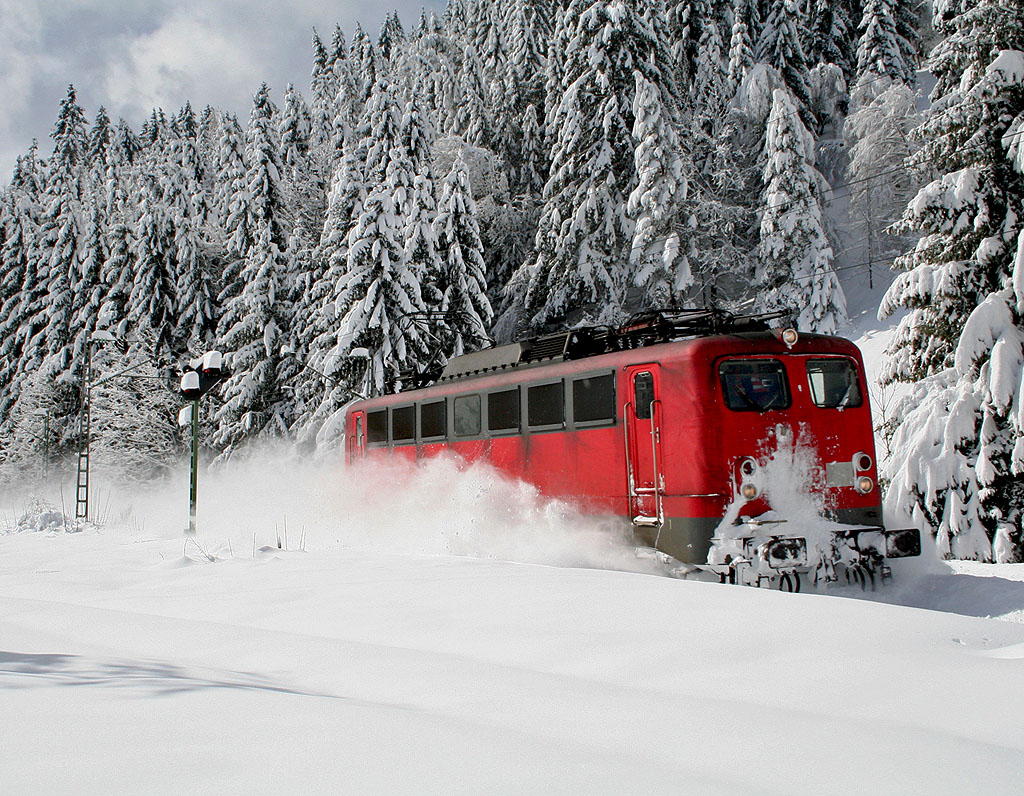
[178, 351, 226, 536]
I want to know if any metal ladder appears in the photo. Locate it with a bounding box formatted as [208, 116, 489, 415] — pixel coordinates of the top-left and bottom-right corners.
[624, 401, 665, 528]
[75, 403, 90, 521]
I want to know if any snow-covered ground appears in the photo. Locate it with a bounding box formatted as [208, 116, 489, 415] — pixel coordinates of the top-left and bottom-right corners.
[2, 457, 1023, 796]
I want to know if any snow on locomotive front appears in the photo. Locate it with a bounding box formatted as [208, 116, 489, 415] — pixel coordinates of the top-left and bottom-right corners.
[646, 327, 920, 588]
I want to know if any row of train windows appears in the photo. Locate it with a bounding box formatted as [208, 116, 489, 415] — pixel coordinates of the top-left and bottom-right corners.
[718, 357, 863, 412]
[365, 372, 616, 445]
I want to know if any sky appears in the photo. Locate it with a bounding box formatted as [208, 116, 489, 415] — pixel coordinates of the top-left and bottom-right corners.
[0, 0, 447, 179]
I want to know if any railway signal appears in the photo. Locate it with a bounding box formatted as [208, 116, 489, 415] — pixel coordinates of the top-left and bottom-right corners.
[178, 351, 226, 537]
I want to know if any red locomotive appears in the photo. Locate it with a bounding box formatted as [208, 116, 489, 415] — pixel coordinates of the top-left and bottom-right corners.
[343, 310, 920, 589]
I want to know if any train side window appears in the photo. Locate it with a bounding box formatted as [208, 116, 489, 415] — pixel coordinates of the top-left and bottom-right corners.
[392, 405, 415, 443]
[367, 410, 388, 445]
[488, 388, 520, 433]
[528, 382, 564, 428]
[806, 359, 863, 409]
[454, 394, 481, 436]
[420, 400, 446, 439]
[573, 373, 616, 424]
[719, 359, 791, 412]
[634, 372, 655, 420]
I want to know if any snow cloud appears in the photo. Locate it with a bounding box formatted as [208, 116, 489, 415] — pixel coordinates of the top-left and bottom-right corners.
[0, 0, 445, 177]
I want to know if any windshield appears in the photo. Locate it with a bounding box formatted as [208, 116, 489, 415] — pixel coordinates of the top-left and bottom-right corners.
[806, 358, 863, 408]
[719, 359, 791, 412]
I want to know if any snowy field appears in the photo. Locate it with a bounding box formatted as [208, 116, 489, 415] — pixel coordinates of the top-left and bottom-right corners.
[2, 456, 1023, 796]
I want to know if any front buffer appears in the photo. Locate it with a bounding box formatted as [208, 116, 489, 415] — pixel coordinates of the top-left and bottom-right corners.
[704, 521, 922, 592]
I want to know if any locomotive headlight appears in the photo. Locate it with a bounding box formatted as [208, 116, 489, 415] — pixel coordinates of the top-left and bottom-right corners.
[853, 452, 873, 472]
[739, 457, 758, 477]
[855, 475, 874, 494]
[740, 482, 760, 500]
[781, 328, 799, 348]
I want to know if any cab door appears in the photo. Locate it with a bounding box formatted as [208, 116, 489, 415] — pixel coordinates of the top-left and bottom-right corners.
[623, 366, 664, 527]
[348, 411, 366, 463]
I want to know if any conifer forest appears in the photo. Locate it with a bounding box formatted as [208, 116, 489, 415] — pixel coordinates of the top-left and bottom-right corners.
[1, 0, 1023, 561]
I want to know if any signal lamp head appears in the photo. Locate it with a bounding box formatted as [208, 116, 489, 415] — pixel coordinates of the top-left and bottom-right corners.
[781, 328, 799, 348]
[740, 482, 759, 501]
[855, 476, 874, 494]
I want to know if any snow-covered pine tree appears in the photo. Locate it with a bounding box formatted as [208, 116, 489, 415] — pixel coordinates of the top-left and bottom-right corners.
[350, 24, 379, 104]
[128, 175, 178, 363]
[310, 31, 337, 149]
[504, 0, 551, 117]
[844, 82, 920, 287]
[727, 0, 756, 94]
[278, 83, 312, 185]
[401, 90, 443, 312]
[69, 196, 106, 370]
[692, 3, 729, 130]
[320, 78, 429, 410]
[880, 0, 1024, 560]
[0, 146, 44, 427]
[517, 0, 684, 330]
[853, 0, 917, 106]
[805, 0, 855, 81]
[34, 86, 88, 387]
[213, 113, 250, 251]
[214, 84, 295, 456]
[629, 68, 688, 309]
[518, 103, 547, 196]
[756, 0, 816, 127]
[96, 192, 133, 341]
[378, 11, 406, 67]
[433, 154, 493, 359]
[454, 45, 492, 146]
[757, 87, 846, 333]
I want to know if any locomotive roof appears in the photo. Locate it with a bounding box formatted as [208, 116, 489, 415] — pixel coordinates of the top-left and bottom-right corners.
[433, 309, 794, 385]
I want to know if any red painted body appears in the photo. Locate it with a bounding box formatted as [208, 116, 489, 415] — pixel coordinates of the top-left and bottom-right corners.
[344, 331, 883, 564]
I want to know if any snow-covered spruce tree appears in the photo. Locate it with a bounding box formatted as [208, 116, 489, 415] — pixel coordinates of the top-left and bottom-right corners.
[214, 83, 296, 456]
[213, 222, 294, 457]
[853, 0, 918, 107]
[433, 155, 493, 359]
[756, 0, 815, 127]
[34, 86, 88, 389]
[213, 113, 251, 255]
[844, 82, 920, 287]
[757, 88, 846, 333]
[309, 31, 337, 149]
[629, 69, 689, 308]
[401, 91, 444, 309]
[96, 194, 133, 340]
[165, 111, 216, 352]
[0, 147, 44, 428]
[880, 0, 1024, 561]
[378, 11, 406, 67]
[692, 2, 729, 130]
[504, 0, 551, 119]
[319, 86, 429, 417]
[350, 23, 380, 104]
[128, 175, 178, 363]
[727, 0, 756, 94]
[517, 0, 685, 330]
[805, 0, 855, 81]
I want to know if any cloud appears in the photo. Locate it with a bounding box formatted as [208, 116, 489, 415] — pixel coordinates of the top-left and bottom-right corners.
[0, 1, 44, 171]
[103, 6, 269, 120]
[0, 0, 445, 179]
